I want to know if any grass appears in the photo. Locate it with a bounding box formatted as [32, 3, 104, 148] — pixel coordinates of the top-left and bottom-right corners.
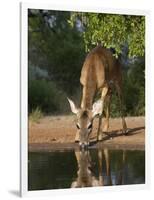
[29, 107, 43, 123]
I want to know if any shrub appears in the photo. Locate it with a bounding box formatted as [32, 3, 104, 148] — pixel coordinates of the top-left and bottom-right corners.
[28, 79, 68, 114]
[29, 107, 43, 123]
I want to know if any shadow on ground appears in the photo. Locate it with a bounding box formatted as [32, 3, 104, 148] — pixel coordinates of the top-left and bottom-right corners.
[90, 126, 145, 147]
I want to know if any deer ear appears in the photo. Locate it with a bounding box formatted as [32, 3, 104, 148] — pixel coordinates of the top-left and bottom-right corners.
[92, 99, 103, 117]
[67, 98, 78, 114]
[71, 181, 78, 188]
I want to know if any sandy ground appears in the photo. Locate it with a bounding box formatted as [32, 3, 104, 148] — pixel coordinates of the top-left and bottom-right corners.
[28, 116, 145, 151]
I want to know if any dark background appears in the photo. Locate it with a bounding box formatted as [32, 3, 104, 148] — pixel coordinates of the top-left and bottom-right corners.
[28, 9, 145, 118]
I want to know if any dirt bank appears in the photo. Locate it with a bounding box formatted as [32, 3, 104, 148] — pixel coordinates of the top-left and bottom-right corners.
[28, 116, 145, 152]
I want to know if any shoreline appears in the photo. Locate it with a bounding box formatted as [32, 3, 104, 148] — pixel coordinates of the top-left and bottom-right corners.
[29, 141, 145, 152]
[28, 116, 145, 152]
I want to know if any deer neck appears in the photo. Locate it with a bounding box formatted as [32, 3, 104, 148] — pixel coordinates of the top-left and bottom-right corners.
[81, 85, 96, 110]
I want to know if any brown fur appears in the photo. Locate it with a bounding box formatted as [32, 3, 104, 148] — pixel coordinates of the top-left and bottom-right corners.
[80, 45, 122, 109]
[70, 45, 127, 144]
[71, 149, 125, 187]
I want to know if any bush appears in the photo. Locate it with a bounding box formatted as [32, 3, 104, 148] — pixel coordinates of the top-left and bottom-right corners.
[29, 107, 43, 123]
[28, 80, 68, 114]
[109, 57, 145, 117]
[123, 57, 145, 116]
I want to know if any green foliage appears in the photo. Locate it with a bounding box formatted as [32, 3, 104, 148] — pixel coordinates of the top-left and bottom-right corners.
[28, 64, 49, 81]
[28, 10, 85, 95]
[110, 93, 121, 118]
[28, 10, 145, 117]
[110, 57, 145, 117]
[124, 57, 145, 116]
[70, 13, 145, 57]
[29, 107, 43, 123]
[28, 80, 68, 114]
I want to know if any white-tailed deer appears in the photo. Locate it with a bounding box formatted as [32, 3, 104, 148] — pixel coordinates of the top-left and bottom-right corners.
[71, 149, 126, 188]
[68, 45, 127, 148]
[71, 150, 100, 187]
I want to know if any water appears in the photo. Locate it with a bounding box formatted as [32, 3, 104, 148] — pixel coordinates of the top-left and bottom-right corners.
[28, 149, 145, 190]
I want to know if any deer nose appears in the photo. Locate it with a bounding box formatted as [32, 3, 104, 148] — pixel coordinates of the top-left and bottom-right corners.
[79, 142, 88, 149]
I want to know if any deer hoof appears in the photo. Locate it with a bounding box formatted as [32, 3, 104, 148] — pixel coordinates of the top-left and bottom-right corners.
[122, 128, 129, 135]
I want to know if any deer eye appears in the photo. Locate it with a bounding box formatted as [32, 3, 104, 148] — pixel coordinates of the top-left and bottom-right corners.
[87, 123, 92, 129]
[76, 124, 80, 129]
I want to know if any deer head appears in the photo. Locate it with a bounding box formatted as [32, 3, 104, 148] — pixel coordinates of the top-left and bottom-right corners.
[71, 150, 94, 187]
[67, 98, 103, 148]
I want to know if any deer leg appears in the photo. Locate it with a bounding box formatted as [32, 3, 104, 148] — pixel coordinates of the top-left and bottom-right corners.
[98, 149, 104, 186]
[97, 86, 108, 141]
[117, 150, 126, 185]
[74, 150, 80, 165]
[103, 94, 111, 133]
[97, 116, 103, 141]
[104, 149, 112, 185]
[115, 83, 127, 134]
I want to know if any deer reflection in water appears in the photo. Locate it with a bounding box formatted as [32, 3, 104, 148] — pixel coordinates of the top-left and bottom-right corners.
[71, 149, 126, 188]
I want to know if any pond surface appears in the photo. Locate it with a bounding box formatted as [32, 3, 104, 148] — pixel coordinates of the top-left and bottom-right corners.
[28, 149, 145, 190]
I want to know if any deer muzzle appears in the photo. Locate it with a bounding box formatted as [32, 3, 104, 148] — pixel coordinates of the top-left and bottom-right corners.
[79, 141, 89, 149]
